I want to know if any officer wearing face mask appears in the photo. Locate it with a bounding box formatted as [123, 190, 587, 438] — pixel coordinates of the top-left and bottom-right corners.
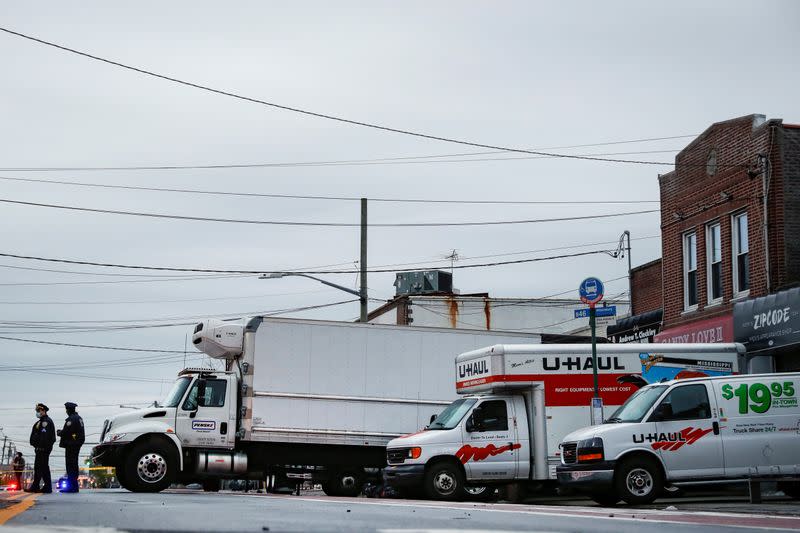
[27, 403, 55, 493]
[57, 402, 85, 493]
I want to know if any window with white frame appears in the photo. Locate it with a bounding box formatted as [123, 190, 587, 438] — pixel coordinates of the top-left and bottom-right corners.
[707, 223, 722, 303]
[732, 212, 749, 295]
[684, 232, 698, 310]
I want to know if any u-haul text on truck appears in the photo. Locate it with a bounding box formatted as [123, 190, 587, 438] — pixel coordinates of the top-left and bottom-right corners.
[384, 343, 742, 501]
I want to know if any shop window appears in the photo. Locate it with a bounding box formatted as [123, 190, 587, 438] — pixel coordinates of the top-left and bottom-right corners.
[683, 232, 698, 310]
[706, 223, 722, 303]
[732, 212, 749, 296]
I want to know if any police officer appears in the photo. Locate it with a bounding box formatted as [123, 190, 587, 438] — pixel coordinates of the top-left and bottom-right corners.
[27, 403, 55, 493]
[58, 402, 85, 493]
[11, 452, 25, 491]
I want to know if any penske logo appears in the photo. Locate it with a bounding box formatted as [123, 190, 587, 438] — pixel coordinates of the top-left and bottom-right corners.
[632, 426, 714, 451]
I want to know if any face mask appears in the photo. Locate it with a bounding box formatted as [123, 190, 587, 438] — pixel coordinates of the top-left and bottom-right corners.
[35, 411, 43, 418]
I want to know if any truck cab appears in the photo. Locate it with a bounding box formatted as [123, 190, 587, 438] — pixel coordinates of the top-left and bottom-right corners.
[92, 368, 242, 492]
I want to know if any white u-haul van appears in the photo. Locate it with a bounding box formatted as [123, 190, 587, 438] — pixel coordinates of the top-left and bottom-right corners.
[384, 343, 742, 500]
[557, 372, 800, 505]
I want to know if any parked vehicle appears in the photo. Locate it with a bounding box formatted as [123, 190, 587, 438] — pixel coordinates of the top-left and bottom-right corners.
[557, 372, 800, 505]
[384, 343, 742, 500]
[91, 317, 541, 494]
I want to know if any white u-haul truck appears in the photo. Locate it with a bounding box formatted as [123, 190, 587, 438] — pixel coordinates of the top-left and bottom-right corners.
[384, 343, 742, 500]
[557, 372, 800, 505]
[91, 317, 544, 493]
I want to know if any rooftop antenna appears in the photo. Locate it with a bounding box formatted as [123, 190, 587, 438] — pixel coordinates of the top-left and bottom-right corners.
[445, 249, 460, 274]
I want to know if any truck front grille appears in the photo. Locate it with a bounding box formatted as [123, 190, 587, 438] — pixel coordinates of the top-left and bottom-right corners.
[561, 442, 577, 464]
[387, 448, 408, 465]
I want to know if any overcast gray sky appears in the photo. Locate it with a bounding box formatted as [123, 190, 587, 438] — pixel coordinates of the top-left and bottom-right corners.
[1, 1, 798, 471]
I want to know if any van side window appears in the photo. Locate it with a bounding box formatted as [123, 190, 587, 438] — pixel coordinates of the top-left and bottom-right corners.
[182, 379, 227, 410]
[654, 385, 711, 421]
[475, 400, 508, 432]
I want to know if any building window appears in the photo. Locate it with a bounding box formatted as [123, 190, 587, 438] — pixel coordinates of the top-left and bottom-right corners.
[683, 232, 698, 310]
[732, 212, 749, 296]
[706, 223, 722, 303]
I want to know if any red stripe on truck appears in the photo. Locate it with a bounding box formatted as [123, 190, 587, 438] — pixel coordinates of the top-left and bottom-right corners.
[455, 373, 637, 406]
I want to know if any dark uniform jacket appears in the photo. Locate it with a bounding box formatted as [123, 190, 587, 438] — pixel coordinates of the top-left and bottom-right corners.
[11, 455, 25, 473]
[59, 412, 85, 448]
[29, 415, 56, 452]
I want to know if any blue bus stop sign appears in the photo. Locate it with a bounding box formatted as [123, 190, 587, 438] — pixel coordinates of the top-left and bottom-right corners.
[579, 277, 604, 307]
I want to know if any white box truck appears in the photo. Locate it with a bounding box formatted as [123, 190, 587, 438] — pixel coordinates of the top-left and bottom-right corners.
[91, 317, 543, 493]
[557, 372, 800, 505]
[383, 343, 742, 500]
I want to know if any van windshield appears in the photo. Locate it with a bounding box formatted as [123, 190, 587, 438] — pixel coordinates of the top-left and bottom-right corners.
[427, 398, 478, 430]
[605, 385, 667, 423]
[160, 377, 192, 408]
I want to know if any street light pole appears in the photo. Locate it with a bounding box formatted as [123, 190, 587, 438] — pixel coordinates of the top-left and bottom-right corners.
[260, 273, 361, 298]
[360, 198, 368, 323]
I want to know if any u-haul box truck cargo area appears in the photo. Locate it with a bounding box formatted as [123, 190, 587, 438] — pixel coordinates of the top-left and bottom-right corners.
[384, 343, 742, 501]
[557, 371, 800, 505]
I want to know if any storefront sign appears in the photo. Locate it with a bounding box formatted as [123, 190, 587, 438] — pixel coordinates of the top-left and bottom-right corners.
[734, 287, 800, 353]
[607, 309, 662, 344]
[654, 314, 733, 344]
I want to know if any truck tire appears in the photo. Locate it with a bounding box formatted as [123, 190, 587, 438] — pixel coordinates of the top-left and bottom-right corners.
[424, 460, 465, 501]
[590, 492, 620, 506]
[202, 479, 220, 492]
[322, 469, 364, 497]
[778, 481, 800, 499]
[464, 485, 495, 502]
[123, 440, 176, 493]
[614, 456, 663, 505]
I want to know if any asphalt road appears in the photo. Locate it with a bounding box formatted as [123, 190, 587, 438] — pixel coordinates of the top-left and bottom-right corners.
[2, 489, 800, 532]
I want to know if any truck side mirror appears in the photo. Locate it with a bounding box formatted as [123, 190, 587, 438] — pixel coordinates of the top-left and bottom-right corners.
[429, 414, 437, 425]
[465, 415, 475, 433]
[650, 403, 673, 422]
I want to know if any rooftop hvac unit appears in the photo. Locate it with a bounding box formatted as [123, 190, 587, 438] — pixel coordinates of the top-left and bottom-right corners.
[394, 270, 453, 296]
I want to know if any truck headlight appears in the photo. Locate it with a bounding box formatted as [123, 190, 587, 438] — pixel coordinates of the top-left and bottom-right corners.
[576, 437, 604, 463]
[105, 433, 127, 443]
[408, 447, 422, 459]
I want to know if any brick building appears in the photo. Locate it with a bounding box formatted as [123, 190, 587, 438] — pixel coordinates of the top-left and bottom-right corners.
[653, 114, 800, 371]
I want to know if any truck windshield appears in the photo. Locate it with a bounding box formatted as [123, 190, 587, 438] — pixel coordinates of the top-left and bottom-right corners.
[427, 398, 477, 430]
[160, 377, 192, 408]
[605, 385, 667, 423]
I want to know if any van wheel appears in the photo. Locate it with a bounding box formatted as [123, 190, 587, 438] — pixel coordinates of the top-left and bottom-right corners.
[424, 460, 465, 501]
[590, 492, 620, 506]
[778, 481, 800, 499]
[123, 440, 176, 493]
[464, 485, 495, 502]
[615, 456, 663, 505]
[323, 469, 364, 497]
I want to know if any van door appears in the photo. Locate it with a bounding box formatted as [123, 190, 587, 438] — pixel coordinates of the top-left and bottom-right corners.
[459, 398, 518, 481]
[175, 377, 235, 449]
[713, 375, 800, 477]
[648, 382, 723, 479]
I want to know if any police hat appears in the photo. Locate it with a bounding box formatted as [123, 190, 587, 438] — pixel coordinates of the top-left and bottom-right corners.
[64, 402, 78, 410]
[36, 403, 49, 412]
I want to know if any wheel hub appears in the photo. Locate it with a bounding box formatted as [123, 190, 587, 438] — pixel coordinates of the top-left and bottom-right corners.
[434, 471, 455, 494]
[137, 453, 167, 483]
[626, 468, 653, 496]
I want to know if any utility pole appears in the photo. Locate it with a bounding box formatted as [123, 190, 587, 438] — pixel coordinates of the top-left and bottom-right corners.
[359, 198, 368, 323]
[622, 230, 632, 313]
[1, 435, 6, 466]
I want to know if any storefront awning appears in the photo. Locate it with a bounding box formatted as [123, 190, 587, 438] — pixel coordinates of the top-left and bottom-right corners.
[607, 309, 662, 343]
[734, 286, 800, 353]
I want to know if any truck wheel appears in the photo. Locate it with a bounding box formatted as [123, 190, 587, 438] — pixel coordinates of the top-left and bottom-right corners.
[464, 485, 495, 502]
[614, 456, 663, 505]
[590, 492, 620, 506]
[323, 469, 364, 497]
[778, 481, 800, 499]
[202, 479, 220, 492]
[123, 440, 176, 493]
[424, 460, 465, 501]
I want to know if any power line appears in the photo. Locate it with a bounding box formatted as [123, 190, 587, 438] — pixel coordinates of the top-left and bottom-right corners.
[0, 336, 186, 353]
[0, 288, 332, 305]
[0, 196, 658, 227]
[0, 26, 679, 167]
[0, 175, 661, 205]
[0, 249, 617, 275]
